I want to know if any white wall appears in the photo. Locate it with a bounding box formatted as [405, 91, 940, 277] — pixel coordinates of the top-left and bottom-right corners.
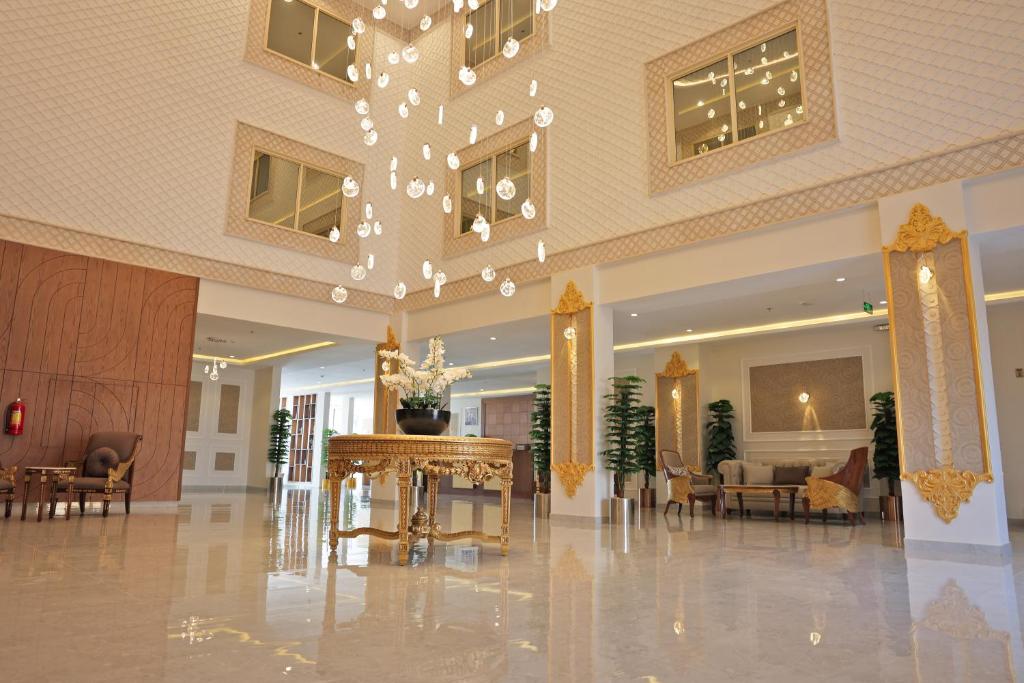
[990, 301, 1024, 519]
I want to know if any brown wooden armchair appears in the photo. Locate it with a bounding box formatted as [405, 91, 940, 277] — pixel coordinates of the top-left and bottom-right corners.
[57, 432, 142, 517]
[0, 459, 15, 518]
[661, 450, 717, 517]
[803, 446, 868, 525]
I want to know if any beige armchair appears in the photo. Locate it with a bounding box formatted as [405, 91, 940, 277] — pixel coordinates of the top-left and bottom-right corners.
[661, 450, 717, 517]
[56, 432, 142, 517]
[0, 459, 15, 518]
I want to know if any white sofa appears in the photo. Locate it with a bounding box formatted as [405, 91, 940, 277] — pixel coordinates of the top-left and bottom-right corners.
[717, 458, 845, 517]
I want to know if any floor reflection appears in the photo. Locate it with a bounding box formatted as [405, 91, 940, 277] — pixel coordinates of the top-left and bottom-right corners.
[1, 489, 1023, 681]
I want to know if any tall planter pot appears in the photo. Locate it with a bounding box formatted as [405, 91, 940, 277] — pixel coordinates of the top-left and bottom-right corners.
[879, 495, 904, 522]
[534, 491, 550, 518]
[268, 474, 285, 504]
[609, 496, 635, 525]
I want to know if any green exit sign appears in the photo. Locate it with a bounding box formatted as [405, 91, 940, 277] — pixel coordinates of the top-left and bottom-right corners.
[863, 301, 874, 315]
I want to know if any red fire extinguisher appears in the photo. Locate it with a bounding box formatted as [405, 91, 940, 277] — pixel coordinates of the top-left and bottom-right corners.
[5, 398, 25, 435]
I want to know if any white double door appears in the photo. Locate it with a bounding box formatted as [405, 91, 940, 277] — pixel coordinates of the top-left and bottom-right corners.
[183, 363, 253, 487]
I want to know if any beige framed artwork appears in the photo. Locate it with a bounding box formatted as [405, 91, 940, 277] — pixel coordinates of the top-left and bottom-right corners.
[449, 0, 551, 97]
[226, 122, 362, 263]
[644, 0, 836, 193]
[741, 348, 872, 443]
[244, 0, 380, 102]
[443, 117, 547, 258]
[883, 203, 993, 523]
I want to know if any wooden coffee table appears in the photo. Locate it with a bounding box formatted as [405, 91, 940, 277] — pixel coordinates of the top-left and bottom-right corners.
[718, 484, 801, 522]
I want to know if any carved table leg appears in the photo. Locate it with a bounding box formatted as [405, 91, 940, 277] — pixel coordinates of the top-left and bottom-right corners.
[427, 473, 438, 528]
[37, 473, 48, 522]
[789, 492, 796, 521]
[500, 473, 512, 556]
[64, 475, 74, 520]
[328, 473, 342, 553]
[772, 489, 781, 521]
[802, 496, 810, 524]
[736, 493, 744, 518]
[21, 472, 32, 521]
[397, 464, 411, 566]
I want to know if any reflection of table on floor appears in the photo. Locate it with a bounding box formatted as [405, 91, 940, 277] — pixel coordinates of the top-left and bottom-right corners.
[718, 484, 801, 522]
[21, 466, 76, 522]
[327, 434, 513, 565]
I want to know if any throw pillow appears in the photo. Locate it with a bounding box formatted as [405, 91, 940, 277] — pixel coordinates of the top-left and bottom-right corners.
[810, 464, 836, 479]
[84, 447, 120, 477]
[743, 463, 774, 485]
[773, 465, 810, 485]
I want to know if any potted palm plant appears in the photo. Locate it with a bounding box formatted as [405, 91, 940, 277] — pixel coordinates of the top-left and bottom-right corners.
[636, 405, 657, 508]
[602, 376, 644, 524]
[705, 399, 736, 483]
[379, 336, 471, 435]
[268, 408, 291, 502]
[870, 391, 902, 521]
[530, 384, 551, 517]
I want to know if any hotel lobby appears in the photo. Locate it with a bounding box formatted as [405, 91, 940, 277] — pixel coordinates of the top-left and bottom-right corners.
[2, 0, 1024, 680]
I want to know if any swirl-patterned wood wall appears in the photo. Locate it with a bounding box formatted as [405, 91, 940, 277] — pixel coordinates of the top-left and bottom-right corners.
[0, 239, 198, 501]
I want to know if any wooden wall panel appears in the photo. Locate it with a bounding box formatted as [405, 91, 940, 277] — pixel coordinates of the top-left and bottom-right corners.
[0, 238, 197, 501]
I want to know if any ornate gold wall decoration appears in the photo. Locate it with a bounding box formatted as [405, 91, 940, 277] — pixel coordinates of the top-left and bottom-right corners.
[373, 325, 400, 435]
[883, 204, 992, 523]
[550, 281, 594, 498]
[655, 353, 700, 470]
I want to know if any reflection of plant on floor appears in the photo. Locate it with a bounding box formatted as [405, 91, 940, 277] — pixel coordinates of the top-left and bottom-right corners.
[705, 399, 736, 476]
[321, 427, 338, 477]
[530, 384, 551, 494]
[602, 376, 645, 498]
[636, 405, 657, 491]
[870, 391, 900, 496]
[268, 408, 291, 479]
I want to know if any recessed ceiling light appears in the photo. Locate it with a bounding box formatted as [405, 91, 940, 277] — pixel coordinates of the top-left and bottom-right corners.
[630, 312, 638, 317]
[835, 277, 846, 283]
[879, 300, 887, 305]
[489, 336, 497, 341]
[319, 366, 325, 369]
[686, 328, 694, 333]
[448, 362, 454, 366]
[229, 355, 236, 358]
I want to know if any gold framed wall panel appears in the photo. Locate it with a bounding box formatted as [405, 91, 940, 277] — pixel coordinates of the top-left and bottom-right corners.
[748, 356, 866, 433]
[448, 1, 551, 97]
[655, 352, 700, 471]
[883, 203, 992, 523]
[442, 118, 547, 258]
[549, 282, 594, 497]
[226, 122, 362, 263]
[373, 326, 399, 435]
[244, 0, 391, 102]
[644, 0, 836, 193]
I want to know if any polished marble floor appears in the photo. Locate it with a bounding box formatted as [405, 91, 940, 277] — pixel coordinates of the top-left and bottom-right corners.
[1, 489, 1023, 682]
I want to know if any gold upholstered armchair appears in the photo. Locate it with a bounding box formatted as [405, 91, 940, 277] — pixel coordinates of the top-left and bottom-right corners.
[57, 432, 142, 517]
[661, 450, 717, 517]
[803, 446, 868, 525]
[0, 459, 16, 518]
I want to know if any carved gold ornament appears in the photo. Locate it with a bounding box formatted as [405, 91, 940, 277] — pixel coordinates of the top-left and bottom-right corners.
[383, 324, 399, 350]
[553, 280, 590, 315]
[805, 477, 860, 512]
[886, 203, 962, 253]
[658, 352, 696, 378]
[552, 462, 594, 498]
[903, 466, 993, 524]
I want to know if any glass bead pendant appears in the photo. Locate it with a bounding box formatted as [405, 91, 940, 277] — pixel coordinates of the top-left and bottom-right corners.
[373, 221, 382, 235]
[398, 102, 409, 118]
[419, 15, 432, 31]
[401, 45, 419, 63]
[499, 278, 516, 297]
[480, 223, 490, 242]
[352, 17, 366, 34]
[406, 177, 425, 198]
[529, 79, 538, 97]
[331, 285, 348, 303]
[328, 226, 341, 242]
[502, 37, 520, 59]
[476, 176, 485, 195]
[389, 171, 397, 190]
[387, 51, 400, 65]
[442, 195, 453, 214]
[360, 117, 374, 131]
[422, 143, 431, 160]
[404, 0, 419, 8]
[534, 106, 554, 127]
[469, 125, 478, 144]
[520, 198, 536, 219]
[341, 176, 360, 197]
[496, 176, 516, 200]
[472, 214, 489, 233]
[393, 281, 407, 300]
[376, 73, 390, 88]
[355, 99, 369, 115]
[372, 5, 386, 19]
[422, 260, 433, 279]
[481, 264, 496, 282]
[366, 254, 375, 270]
[433, 278, 442, 298]
[495, 110, 505, 126]
[408, 88, 421, 105]
[426, 180, 435, 196]
[537, 240, 545, 262]
[433, 271, 447, 285]
[529, 131, 538, 152]
[458, 66, 477, 86]
[356, 221, 372, 238]
[363, 129, 378, 146]
[447, 152, 461, 169]
[390, 156, 398, 171]
[539, 0, 557, 10]
[347, 64, 359, 81]
[465, 23, 474, 39]
[347, 35, 356, 50]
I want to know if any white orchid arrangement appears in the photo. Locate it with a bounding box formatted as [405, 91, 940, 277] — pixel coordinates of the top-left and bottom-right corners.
[379, 336, 471, 410]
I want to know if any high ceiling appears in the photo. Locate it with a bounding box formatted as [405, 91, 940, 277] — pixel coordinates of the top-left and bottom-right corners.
[350, 0, 449, 29]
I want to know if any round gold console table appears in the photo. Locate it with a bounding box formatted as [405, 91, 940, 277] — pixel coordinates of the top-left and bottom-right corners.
[327, 434, 514, 565]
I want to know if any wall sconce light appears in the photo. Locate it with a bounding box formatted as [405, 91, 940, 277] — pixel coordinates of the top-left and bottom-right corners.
[671, 387, 681, 400]
[563, 326, 576, 340]
[918, 265, 934, 285]
[798, 392, 810, 404]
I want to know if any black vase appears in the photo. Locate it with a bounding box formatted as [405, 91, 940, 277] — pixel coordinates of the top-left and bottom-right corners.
[396, 409, 451, 436]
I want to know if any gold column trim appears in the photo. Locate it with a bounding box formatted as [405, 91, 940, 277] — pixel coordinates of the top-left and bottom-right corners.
[383, 324, 399, 350]
[553, 280, 590, 315]
[551, 462, 594, 499]
[657, 351, 696, 378]
[885, 203, 962, 253]
[903, 466, 993, 524]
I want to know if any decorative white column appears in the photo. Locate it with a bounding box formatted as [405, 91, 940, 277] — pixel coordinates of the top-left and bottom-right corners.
[879, 181, 1009, 554]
